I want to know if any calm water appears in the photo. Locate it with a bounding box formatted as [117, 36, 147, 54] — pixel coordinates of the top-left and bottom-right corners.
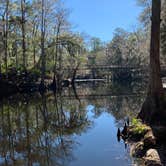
[0, 82, 145, 166]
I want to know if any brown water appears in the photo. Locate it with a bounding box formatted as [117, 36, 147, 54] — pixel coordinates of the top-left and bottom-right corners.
[0, 82, 145, 166]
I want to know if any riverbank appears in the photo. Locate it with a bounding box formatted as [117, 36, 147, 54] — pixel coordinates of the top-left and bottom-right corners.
[0, 69, 75, 99]
[0, 70, 41, 98]
[124, 119, 166, 165]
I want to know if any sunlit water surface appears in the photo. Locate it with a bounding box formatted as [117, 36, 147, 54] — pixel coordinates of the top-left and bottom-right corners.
[0, 82, 145, 166]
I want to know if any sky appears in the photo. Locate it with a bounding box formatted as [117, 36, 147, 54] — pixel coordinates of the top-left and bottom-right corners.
[66, 0, 142, 42]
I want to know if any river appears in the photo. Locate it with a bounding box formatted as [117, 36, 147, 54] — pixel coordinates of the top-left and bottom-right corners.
[0, 82, 146, 166]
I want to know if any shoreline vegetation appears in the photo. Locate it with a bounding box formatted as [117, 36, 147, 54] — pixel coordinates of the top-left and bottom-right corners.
[0, 66, 145, 99]
[118, 118, 166, 166]
[0, 69, 72, 98]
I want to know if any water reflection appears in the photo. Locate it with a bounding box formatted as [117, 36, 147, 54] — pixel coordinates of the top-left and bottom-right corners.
[0, 82, 145, 166]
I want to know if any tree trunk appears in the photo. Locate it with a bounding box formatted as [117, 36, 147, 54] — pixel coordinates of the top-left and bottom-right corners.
[21, 0, 26, 69]
[33, 46, 36, 66]
[40, 0, 46, 88]
[138, 0, 166, 125]
[32, 21, 38, 67]
[4, 1, 9, 74]
[0, 30, 3, 73]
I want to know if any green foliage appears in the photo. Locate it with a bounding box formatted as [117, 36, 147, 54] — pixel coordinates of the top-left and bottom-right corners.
[0, 0, 88, 80]
[31, 68, 40, 76]
[137, 0, 151, 30]
[136, 0, 166, 65]
[131, 118, 150, 135]
[90, 37, 104, 53]
[106, 28, 148, 66]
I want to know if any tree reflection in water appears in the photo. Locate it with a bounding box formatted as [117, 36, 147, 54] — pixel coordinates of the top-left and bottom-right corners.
[0, 91, 91, 166]
[0, 82, 145, 166]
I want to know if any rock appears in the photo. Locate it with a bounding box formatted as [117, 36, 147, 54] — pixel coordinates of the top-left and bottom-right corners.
[143, 131, 156, 148]
[130, 141, 145, 158]
[144, 149, 162, 166]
